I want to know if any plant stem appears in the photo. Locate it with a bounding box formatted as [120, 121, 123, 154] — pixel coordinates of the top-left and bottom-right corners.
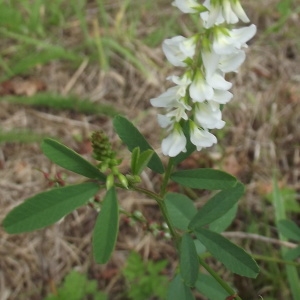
[160, 159, 174, 197]
[198, 256, 242, 300]
[132, 186, 180, 243]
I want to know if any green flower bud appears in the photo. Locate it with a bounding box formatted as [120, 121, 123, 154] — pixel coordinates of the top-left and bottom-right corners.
[117, 173, 128, 189]
[106, 173, 115, 190]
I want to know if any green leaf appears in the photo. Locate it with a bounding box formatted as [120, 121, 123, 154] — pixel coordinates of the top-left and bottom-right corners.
[284, 246, 300, 261]
[131, 147, 140, 175]
[209, 203, 238, 233]
[136, 149, 154, 175]
[180, 234, 199, 287]
[189, 182, 244, 230]
[194, 228, 259, 278]
[171, 169, 237, 190]
[195, 273, 230, 300]
[3, 182, 99, 233]
[41, 138, 105, 181]
[165, 193, 197, 231]
[93, 187, 119, 264]
[166, 274, 195, 300]
[113, 115, 164, 174]
[278, 219, 300, 242]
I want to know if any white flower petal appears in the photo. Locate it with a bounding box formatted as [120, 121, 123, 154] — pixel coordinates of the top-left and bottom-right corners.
[223, 0, 239, 24]
[231, 1, 250, 23]
[157, 114, 173, 128]
[150, 86, 179, 108]
[172, 0, 199, 13]
[190, 125, 217, 150]
[194, 102, 225, 129]
[213, 24, 256, 55]
[190, 76, 214, 102]
[211, 89, 233, 104]
[162, 36, 188, 67]
[206, 71, 232, 90]
[202, 50, 220, 78]
[230, 24, 257, 47]
[162, 129, 187, 157]
[219, 50, 246, 73]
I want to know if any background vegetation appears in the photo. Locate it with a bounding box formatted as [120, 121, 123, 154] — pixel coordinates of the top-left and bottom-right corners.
[0, 0, 299, 299]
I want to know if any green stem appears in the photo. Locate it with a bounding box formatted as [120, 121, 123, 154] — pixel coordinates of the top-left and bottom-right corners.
[198, 256, 242, 300]
[132, 186, 180, 243]
[160, 159, 174, 197]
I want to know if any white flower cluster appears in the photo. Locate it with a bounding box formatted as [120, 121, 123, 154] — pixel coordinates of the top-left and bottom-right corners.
[150, 0, 256, 157]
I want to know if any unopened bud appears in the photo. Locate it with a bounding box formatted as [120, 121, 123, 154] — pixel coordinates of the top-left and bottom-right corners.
[118, 173, 128, 189]
[106, 173, 115, 190]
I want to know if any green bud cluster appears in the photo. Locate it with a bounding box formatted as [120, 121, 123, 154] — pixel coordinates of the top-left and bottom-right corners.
[91, 131, 128, 189]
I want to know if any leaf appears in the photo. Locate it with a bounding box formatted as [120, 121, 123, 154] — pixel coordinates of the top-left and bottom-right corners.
[113, 115, 164, 174]
[41, 138, 105, 181]
[195, 273, 230, 300]
[209, 203, 238, 233]
[194, 240, 206, 255]
[180, 234, 199, 287]
[136, 149, 154, 175]
[3, 182, 99, 233]
[189, 182, 244, 230]
[131, 147, 154, 175]
[171, 169, 237, 190]
[131, 147, 140, 175]
[278, 219, 300, 242]
[194, 228, 259, 278]
[165, 193, 197, 231]
[93, 187, 119, 264]
[166, 274, 195, 300]
[284, 246, 300, 261]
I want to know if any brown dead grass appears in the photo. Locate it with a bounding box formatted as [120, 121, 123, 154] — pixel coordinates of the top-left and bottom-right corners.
[1, 1, 300, 299]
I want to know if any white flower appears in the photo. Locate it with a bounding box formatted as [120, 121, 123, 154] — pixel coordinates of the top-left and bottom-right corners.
[162, 126, 187, 157]
[230, 0, 250, 23]
[194, 101, 225, 129]
[201, 0, 224, 28]
[190, 122, 217, 150]
[202, 50, 220, 78]
[206, 71, 232, 91]
[162, 36, 196, 67]
[157, 114, 173, 128]
[200, 0, 250, 28]
[172, 0, 199, 13]
[218, 49, 246, 73]
[189, 71, 214, 102]
[150, 74, 191, 108]
[213, 24, 257, 55]
[211, 89, 233, 104]
[150, 86, 180, 108]
[223, 0, 239, 24]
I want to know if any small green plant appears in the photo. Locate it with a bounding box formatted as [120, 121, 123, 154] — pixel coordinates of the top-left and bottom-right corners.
[122, 252, 168, 300]
[44, 271, 107, 300]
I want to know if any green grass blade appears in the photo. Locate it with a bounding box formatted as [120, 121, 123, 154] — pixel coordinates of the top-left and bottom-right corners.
[272, 177, 300, 299]
[2, 93, 119, 117]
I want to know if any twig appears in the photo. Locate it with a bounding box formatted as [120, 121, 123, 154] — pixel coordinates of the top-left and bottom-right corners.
[223, 232, 298, 249]
[62, 58, 89, 95]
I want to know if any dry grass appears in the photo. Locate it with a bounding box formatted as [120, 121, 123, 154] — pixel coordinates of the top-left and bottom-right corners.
[1, 1, 300, 299]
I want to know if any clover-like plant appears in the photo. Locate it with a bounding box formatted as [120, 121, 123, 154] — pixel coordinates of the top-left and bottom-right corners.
[3, 1, 259, 299]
